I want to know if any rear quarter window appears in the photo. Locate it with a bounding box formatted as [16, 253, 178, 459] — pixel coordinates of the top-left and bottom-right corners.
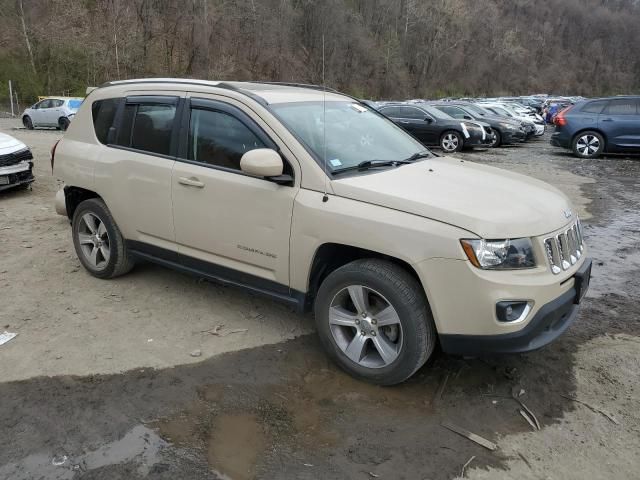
[92, 98, 121, 144]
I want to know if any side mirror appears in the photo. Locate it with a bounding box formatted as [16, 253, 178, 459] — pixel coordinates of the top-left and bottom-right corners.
[463, 115, 472, 120]
[240, 149, 292, 185]
[424, 117, 433, 123]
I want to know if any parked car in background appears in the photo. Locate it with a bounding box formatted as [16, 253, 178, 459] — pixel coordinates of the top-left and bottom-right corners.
[0, 133, 34, 192]
[480, 102, 543, 137]
[427, 101, 526, 147]
[550, 96, 640, 158]
[22, 97, 84, 131]
[377, 103, 494, 152]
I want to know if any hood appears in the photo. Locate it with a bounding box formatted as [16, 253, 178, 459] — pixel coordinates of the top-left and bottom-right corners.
[331, 158, 574, 239]
[0, 133, 27, 155]
[478, 114, 521, 127]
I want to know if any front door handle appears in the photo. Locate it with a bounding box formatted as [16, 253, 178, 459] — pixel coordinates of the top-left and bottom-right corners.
[399, 120, 410, 124]
[601, 118, 614, 122]
[178, 176, 205, 188]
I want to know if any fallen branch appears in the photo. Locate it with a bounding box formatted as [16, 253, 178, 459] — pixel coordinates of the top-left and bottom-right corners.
[460, 455, 476, 478]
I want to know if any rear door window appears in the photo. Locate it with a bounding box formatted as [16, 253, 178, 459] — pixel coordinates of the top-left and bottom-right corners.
[603, 99, 637, 115]
[398, 107, 426, 119]
[581, 101, 607, 114]
[379, 106, 402, 117]
[115, 98, 178, 156]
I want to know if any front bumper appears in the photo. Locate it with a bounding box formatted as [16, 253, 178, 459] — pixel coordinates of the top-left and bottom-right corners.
[0, 160, 34, 192]
[439, 258, 591, 355]
[501, 129, 526, 144]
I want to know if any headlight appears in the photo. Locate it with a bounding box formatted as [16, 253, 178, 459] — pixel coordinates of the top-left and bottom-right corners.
[460, 238, 536, 269]
[499, 122, 516, 130]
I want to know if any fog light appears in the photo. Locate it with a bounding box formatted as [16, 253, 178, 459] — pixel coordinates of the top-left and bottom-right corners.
[496, 301, 530, 323]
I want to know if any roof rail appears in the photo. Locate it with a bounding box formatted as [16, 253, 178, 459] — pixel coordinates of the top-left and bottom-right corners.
[95, 78, 269, 106]
[254, 81, 338, 93]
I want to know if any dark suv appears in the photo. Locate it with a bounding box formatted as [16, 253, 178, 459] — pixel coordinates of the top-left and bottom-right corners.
[550, 96, 640, 158]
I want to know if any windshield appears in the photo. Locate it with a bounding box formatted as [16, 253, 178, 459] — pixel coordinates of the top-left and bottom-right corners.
[68, 99, 83, 109]
[488, 106, 512, 117]
[271, 101, 426, 173]
[466, 104, 488, 116]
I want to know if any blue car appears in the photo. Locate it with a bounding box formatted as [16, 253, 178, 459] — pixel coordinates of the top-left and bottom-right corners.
[550, 96, 640, 158]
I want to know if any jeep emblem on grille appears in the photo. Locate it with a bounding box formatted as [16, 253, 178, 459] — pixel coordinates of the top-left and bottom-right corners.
[563, 209, 573, 219]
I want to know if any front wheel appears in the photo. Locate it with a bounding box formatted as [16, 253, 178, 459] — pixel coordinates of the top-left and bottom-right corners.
[572, 131, 604, 158]
[440, 131, 463, 153]
[22, 116, 33, 130]
[490, 129, 502, 147]
[314, 259, 436, 385]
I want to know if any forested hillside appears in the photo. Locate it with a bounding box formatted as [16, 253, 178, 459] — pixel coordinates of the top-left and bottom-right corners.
[1, 0, 639, 104]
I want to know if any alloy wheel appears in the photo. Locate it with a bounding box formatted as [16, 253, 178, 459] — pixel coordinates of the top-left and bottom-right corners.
[329, 285, 403, 368]
[576, 134, 600, 156]
[77, 212, 111, 269]
[441, 133, 459, 152]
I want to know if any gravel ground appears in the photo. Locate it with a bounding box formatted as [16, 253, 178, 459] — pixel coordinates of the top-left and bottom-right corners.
[0, 119, 638, 479]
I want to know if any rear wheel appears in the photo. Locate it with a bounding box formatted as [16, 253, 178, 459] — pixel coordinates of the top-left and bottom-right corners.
[440, 131, 463, 153]
[314, 259, 436, 385]
[572, 131, 604, 158]
[58, 117, 70, 131]
[72, 198, 134, 279]
[22, 116, 33, 130]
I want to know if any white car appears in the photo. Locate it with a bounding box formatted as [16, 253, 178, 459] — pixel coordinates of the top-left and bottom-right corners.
[0, 132, 34, 192]
[22, 97, 84, 131]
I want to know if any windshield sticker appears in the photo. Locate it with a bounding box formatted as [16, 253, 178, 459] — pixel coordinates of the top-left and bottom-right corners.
[350, 103, 368, 113]
[329, 158, 342, 167]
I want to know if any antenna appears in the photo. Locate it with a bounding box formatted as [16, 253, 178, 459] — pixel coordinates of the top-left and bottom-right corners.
[322, 34, 329, 203]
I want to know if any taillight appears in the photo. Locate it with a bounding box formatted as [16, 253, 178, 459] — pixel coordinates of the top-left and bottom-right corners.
[554, 105, 574, 126]
[51, 140, 60, 173]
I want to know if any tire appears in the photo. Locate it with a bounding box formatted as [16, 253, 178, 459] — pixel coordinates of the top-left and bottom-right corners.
[22, 116, 33, 130]
[314, 259, 436, 385]
[71, 198, 135, 279]
[58, 117, 70, 131]
[440, 131, 463, 153]
[491, 129, 502, 147]
[572, 131, 604, 158]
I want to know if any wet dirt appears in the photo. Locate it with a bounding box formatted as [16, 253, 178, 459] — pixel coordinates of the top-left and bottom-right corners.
[1, 130, 639, 479]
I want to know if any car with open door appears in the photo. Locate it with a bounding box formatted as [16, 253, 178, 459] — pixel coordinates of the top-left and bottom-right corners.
[377, 103, 494, 152]
[52, 79, 591, 385]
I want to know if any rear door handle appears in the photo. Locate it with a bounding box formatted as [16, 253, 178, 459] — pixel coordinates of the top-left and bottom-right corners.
[399, 120, 410, 124]
[601, 118, 614, 122]
[178, 176, 205, 188]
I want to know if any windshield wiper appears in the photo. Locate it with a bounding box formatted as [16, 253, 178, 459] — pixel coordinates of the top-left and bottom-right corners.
[403, 151, 434, 161]
[332, 159, 411, 175]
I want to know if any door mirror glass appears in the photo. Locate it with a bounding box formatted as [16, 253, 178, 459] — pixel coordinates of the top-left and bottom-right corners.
[240, 148, 283, 177]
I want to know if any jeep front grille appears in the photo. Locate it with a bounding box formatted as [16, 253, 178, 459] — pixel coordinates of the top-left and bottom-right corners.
[544, 219, 584, 274]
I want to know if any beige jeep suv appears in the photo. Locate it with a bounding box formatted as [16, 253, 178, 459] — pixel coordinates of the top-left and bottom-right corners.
[53, 79, 591, 385]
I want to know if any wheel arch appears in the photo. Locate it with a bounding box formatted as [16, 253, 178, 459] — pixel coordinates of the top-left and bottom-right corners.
[305, 242, 425, 311]
[63, 186, 101, 220]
